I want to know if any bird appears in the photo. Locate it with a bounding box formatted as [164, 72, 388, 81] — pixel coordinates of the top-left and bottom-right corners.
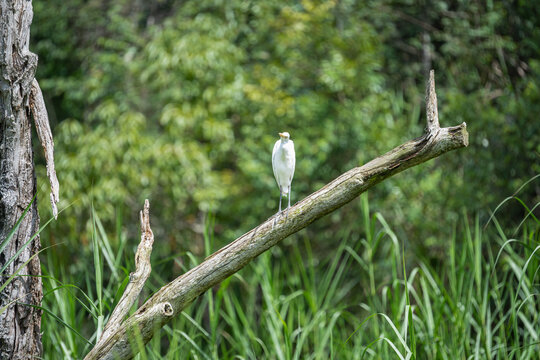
[272, 131, 296, 226]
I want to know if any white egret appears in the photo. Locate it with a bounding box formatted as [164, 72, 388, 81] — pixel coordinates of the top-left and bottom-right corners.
[272, 132, 296, 225]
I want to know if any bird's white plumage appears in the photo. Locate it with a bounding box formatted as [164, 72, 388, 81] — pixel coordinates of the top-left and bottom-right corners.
[272, 134, 295, 194]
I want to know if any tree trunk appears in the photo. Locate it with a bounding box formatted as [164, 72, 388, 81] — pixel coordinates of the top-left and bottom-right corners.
[0, 0, 43, 358]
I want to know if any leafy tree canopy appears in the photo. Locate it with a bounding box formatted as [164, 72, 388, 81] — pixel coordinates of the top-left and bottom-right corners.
[32, 0, 539, 265]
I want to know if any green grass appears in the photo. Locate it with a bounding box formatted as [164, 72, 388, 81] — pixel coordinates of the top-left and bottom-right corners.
[39, 193, 539, 359]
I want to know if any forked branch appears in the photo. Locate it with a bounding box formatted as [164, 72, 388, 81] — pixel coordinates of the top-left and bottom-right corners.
[84, 70, 468, 360]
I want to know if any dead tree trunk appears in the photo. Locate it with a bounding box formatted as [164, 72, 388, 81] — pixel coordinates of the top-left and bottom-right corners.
[0, 1, 58, 358]
[85, 70, 469, 360]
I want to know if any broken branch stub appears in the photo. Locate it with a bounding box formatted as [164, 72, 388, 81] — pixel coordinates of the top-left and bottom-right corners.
[84, 70, 468, 360]
[426, 69, 440, 133]
[97, 200, 155, 346]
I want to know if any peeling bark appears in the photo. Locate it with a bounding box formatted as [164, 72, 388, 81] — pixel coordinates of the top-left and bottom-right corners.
[30, 79, 59, 219]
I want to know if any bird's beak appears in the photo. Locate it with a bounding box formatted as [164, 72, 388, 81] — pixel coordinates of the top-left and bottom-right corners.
[278, 132, 284, 138]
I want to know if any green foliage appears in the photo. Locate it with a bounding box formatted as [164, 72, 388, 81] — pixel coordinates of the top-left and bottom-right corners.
[32, 0, 540, 262]
[365, 0, 540, 239]
[33, 0, 395, 257]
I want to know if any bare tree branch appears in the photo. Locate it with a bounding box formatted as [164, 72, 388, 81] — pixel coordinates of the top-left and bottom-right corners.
[84, 70, 469, 360]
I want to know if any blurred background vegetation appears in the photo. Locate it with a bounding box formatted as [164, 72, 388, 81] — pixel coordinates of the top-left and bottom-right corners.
[28, 0, 539, 357]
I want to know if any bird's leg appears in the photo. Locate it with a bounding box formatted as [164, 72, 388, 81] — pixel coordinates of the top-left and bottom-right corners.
[273, 189, 283, 227]
[279, 189, 283, 214]
[286, 185, 291, 219]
